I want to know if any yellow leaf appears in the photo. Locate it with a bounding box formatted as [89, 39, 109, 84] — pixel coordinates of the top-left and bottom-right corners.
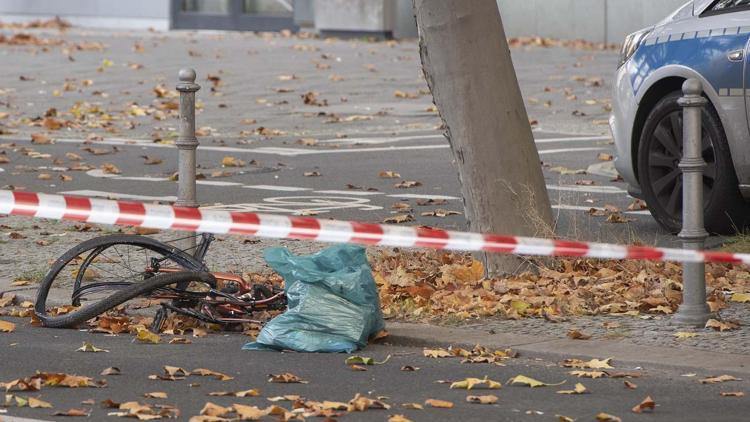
[466, 394, 498, 404]
[423, 348, 451, 358]
[389, 415, 413, 422]
[705, 319, 740, 332]
[631, 396, 655, 413]
[425, 399, 453, 408]
[0, 319, 16, 333]
[28, 397, 53, 408]
[596, 413, 622, 422]
[143, 392, 167, 399]
[700, 375, 742, 384]
[450, 376, 501, 390]
[76, 342, 109, 353]
[730, 293, 750, 303]
[508, 375, 566, 388]
[222, 156, 246, 167]
[557, 383, 588, 394]
[674, 332, 698, 339]
[561, 358, 613, 369]
[135, 328, 160, 344]
[569, 370, 606, 379]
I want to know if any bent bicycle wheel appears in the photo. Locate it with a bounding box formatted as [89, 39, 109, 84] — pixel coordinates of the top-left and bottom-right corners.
[35, 235, 208, 328]
[37, 271, 217, 328]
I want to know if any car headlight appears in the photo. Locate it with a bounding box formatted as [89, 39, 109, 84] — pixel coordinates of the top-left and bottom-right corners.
[618, 28, 653, 69]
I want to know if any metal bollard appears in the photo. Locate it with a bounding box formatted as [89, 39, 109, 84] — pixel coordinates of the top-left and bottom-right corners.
[672, 79, 713, 327]
[175, 68, 201, 253]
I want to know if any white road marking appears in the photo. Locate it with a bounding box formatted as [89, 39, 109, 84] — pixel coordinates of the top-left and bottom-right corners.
[314, 190, 383, 196]
[243, 185, 312, 192]
[59, 190, 178, 202]
[387, 193, 461, 200]
[201, 196, 383, 214]
[196, 180, 244, 187]
[538, 147, 607, 155]
[535, 135, 611, 144]
[4, 135, 611, 157]
[317, 134, 442, 145]
[546, 184, 627, 194]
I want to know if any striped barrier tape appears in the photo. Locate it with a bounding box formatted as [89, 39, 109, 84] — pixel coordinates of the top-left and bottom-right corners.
[0, 190, 746, 265]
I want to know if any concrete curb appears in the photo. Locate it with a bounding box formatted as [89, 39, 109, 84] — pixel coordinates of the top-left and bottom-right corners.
[385, 322, 750, 375]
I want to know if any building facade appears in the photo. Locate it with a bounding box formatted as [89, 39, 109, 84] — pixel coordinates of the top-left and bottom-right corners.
[0, 0, 689, 43]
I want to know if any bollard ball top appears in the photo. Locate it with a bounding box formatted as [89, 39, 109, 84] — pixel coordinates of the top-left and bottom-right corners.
[682, 78, 703, 96]
[178, 68, 197, 83]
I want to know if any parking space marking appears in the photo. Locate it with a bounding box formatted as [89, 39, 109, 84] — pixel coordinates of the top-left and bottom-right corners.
[546, 185, 627, 194]
[59, 190, 177, 202]
[538, 147, 607, 155]
[243, 185, 313, 192]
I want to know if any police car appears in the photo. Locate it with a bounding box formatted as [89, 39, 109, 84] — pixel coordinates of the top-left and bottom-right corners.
[611, 0, 750, 234]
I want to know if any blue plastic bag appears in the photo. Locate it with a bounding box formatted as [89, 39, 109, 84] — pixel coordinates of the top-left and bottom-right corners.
[243, 245, 385, 353]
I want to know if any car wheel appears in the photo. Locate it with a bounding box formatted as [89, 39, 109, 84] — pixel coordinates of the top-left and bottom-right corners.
[637, 91, 747, 234]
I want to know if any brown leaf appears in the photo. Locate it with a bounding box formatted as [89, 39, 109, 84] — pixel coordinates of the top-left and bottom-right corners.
[222, 156, 245, 167]
[141, 156, 163, 165]
[425, 399, 453, 408]
[720, 391, 745, 397]
[631, 396, 655, 413]
[384, 214, 414, 224]
[624, 381, 637, 389]
[268, 372, 308, 384]
[0, 319, 16, 333]
[700, 375, 742, 384]
[394, 180, 422, 189]
[100, 367, 121, 376]
[192, 368, 233, 381]
[304, 171, 321, 177]
[566, 329, 591, 340]
[53, 408, 90, 417]
[100, 163, 121, 174]
[596, 413, 622, 422]
[705, 319, 740, 332]
[421, 209, 461, 218]
[466, 395, 498, 404]
[379, 170, 401, 178]
[31, 133, 52, 144]
[143, 391, 167, 399]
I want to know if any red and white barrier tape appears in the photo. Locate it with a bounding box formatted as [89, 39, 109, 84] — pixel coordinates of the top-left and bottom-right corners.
[0, 190, 746, 265]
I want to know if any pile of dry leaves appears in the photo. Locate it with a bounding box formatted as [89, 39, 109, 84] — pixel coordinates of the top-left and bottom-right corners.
[369, 249, 750, 323]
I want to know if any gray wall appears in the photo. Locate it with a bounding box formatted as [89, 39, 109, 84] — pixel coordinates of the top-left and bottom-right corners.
[0, 0, 170, 30]
[497, 0, 689, 44]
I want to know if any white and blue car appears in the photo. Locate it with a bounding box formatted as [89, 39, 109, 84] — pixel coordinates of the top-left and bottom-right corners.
[612, 0, 750, 233]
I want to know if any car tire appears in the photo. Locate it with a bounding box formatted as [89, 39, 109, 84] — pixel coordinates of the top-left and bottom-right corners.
[637, 90, 747, 234]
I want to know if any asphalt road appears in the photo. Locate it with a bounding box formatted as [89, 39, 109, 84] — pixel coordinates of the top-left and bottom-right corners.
[0, 27, 695, 247]
[1, 319, 749, 421]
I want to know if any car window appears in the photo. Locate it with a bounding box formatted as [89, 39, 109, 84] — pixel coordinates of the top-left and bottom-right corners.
[711, 0, 750, 11]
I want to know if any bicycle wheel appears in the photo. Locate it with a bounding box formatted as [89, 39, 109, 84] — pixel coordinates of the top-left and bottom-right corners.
[36, 271, 217, 328]
[35, 235, 207, 327]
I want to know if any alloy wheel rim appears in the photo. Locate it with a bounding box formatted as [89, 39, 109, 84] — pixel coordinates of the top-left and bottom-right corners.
[646, 110, 716, 220]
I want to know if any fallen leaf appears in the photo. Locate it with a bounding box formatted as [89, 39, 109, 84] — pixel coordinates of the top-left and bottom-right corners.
[705, 319, 740, 332]
[466, 395, 498, 404]
[76, 342, 109, 353]
[562, 358, 613, 369]
[101, 367, 121, 376]
[389, 415, 413, 422]
[400, 366, 420, 372]
[384, 214, 414, 224]
[550, 166, 586, 175]
[569, 370, 607, 379]
[394, 180, 422, 189]
[567, 329, 591, 340]
[631, 396, 655, 413]
[141, 156, 163, 165]
[557, 383, 588, 394]
[598, 153, 614, 161]
[268, 372, 308, 384]
[26, 397, 52, 408]
[192, 368, 233, 381]
[421, 209, 461, 218]
[143, 392, 167, 399]
[304, 171, 321, 177]
[596, 413, 622, 422]
[53, 408, 90, 417]
[450, 376, 501, 390]
[100, 163, 121, 175]
[135, 328, 160, 344]
[31, 133, 52, 144]
[222, 156, 245, 167]
[700, 375, 742, 384]
[508, 375, 566, 388]
[624, 381, 638, 389]
[379, 171, 401, 178]
[423, 349, 452, 358]
[208, 388, 259, 397]
[720, 391, 745, 397]
[424, 399, 453, 408]
[674, 332, 698, 339]
[200, 402, 232, 417]
[0, 319, 16, 333]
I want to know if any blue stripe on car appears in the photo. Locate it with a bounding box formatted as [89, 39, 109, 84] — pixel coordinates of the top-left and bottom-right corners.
[629, 31, 749, 96]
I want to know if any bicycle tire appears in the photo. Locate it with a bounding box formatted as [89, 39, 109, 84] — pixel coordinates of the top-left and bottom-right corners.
[35, 235, 206, 324]
[36, 271, 216, 328]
